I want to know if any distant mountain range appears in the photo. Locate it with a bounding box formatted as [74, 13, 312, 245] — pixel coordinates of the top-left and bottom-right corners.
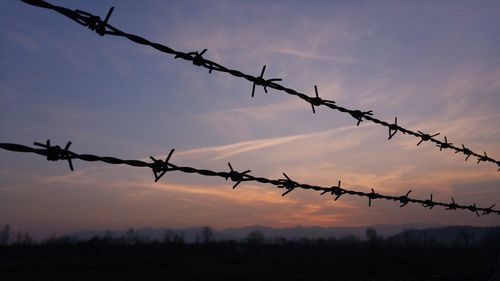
[390, 225, 500, 245]
[71, 223, 453, 243]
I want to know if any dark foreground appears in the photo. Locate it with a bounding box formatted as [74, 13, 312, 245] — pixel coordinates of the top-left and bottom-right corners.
[1, 242, 498, 281]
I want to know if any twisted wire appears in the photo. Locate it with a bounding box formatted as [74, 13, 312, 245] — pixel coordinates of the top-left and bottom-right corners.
[19, 0, 500, 172]
[1, 141, 498, 216]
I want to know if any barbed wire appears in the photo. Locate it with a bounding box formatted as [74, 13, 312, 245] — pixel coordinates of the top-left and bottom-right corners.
[19, 0, 500, 173]
[1, 140, 498, 216]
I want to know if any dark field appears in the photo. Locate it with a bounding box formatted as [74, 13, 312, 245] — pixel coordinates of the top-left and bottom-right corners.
[1, 242, 498, 281]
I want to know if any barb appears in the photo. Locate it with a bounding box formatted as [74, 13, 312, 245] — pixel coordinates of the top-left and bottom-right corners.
[349, 109, 374, 126]
[321, 180, 344, 201]
[399, 190, 412, 207]
[367, 188, 380, 207]
[445, 197, 458, 210]
[308, 85, 324, 114]
[388, 117, 401, 140]
[417, 131, 440, 146]
[1, 141, 498, 216]
[149, 149, 175, 182]
[225, 162, 251, 189]
[19, 0, 500, 172]
[33, 139, 74, 171]
[422, 194, 435, 209]
[74, 6, 114, 36]
[436, 136, 453, 151]
[278, 173, 299, 196]
[251, 65, 282, 97]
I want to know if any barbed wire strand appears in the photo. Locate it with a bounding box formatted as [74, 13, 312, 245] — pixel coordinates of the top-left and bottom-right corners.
[19, 0, 500, 173]
[1, 140, 498, 216]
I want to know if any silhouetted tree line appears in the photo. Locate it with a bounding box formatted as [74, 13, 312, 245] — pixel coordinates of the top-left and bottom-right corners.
[0, 224, 34, 245]
[1, 224, 498, 250]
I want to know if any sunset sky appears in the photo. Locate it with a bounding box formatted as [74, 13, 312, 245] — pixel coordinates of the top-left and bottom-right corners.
[1, 0, 499, 238]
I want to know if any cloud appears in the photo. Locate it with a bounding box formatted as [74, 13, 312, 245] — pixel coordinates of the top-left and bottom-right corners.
[268, 48, 354, 63]
[173, 124, 367, 162]
[451, 179, 500, 196]
[258, 203, 346, 226]
[200, 99, 303, 121]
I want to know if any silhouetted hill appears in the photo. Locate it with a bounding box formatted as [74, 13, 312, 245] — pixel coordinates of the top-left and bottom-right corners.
[388, 225, 500, 246]
[220, 223, 441, 240]
[71, 223, 442, 242]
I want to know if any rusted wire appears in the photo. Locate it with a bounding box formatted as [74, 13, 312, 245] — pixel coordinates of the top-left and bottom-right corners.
[19, 0, 500, 172]
[1, 140, 498, 216]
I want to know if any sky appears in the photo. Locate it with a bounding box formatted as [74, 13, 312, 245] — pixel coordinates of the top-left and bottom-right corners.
[1, 0, 499, 238]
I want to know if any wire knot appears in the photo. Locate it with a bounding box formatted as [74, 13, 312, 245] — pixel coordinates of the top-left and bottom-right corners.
[422, 194, 435, 209]
[34, 140, 74, 171]
[468, 204, 480, 217]
[187, 49, 207, 66]
[308, 85, 331, 114]
[278, 173, 298, 196]
[388, 117, 399, 140]
[321, 181, 344, 200]
[399, 190, 412, 207]
[417, 131, 440, 146]
[75, 7, 114, 36]
[251, 65, 282, 97]
[477, 151, 489, 164]
[457, 144, 473, 161]
[437, 136, 453, 151]
[368, 188, 380, 207]
[225, 162, 250, 189]
[149, 149, 174, 182]
[350, 110, 373, 126]
[446, 197, 458, 210]
[482, 204, 496, 215]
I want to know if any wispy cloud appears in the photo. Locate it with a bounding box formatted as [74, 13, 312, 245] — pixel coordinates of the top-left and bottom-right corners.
[174, 124, 366, 162]
[268, 48, 354, 63]
[199, 99, 303, 121]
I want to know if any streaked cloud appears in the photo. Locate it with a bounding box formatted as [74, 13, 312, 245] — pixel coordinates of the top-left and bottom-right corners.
[268, 48, 354, 63]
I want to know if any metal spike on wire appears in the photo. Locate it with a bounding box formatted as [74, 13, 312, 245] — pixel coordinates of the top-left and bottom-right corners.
[320, 180, 344, 201]
[226, 162, 251, 189]
[1, 140, 498, 216]
[150, 149, 175, 182]
[422, 194, 435, 209]
[33, 140, 74, 171]
[309, 85, 322, 114]
[251, 65, 282, 97]
[18, 0, 500, 172]
[278, 173, 298, 196]
[399, 190, 412, 207]
[417, 131, 440, 146]
[74, 6, 114, 36]
[388, 117, 400, 140]
[458, 144, 473, 162]
[350, 110, 374, 126]
[437, 136, 453, 151]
